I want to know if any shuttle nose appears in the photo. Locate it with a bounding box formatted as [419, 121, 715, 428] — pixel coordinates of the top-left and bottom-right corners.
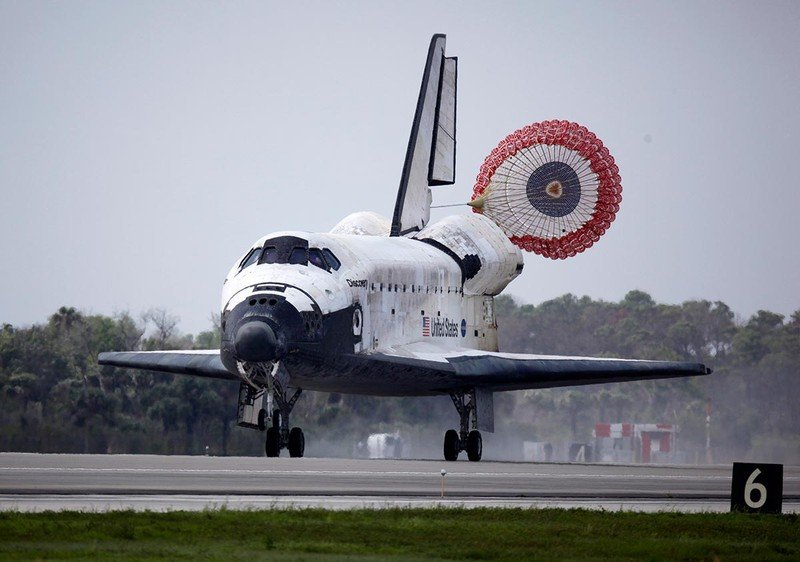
[234, 321, 281, 362]
[220, 287, 321, 373]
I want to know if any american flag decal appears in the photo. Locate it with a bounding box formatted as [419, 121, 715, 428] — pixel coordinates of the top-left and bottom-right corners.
[422, 316, 431, 337]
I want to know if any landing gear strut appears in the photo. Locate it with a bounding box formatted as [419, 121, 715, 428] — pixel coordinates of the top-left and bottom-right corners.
[263, 376, 303, 458]
[443, 389, 483, 462]
[236, 361, 304, 458]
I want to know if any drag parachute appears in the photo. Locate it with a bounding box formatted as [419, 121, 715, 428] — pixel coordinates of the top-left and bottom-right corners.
[470, 120, 622, 260]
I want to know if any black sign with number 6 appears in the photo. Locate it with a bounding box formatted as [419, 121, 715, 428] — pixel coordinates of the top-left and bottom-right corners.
[731, 462, 783, 513]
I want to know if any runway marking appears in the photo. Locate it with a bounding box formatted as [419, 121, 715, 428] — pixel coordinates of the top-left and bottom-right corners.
[0, 466, 760, 481]
[2, 494, 799, 513]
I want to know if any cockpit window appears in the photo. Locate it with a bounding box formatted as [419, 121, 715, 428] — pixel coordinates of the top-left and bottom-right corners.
[308, 248, 327, 270]
[240, 247, 262, 270]
[249, 236, 340, 272]
[261, 246, 279, 264]
[288, 247, 307, 265]
[257, 236, 309, 266]
[322, 248, 341, 271]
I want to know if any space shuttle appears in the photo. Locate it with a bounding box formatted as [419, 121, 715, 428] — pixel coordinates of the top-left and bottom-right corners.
[99, 35, 710, 461]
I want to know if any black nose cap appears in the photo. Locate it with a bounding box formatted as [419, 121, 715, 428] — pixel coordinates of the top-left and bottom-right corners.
[234, 321, 279, 362]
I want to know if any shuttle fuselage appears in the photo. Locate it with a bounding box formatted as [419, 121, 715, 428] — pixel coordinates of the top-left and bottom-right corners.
[219, 212, 523, 395]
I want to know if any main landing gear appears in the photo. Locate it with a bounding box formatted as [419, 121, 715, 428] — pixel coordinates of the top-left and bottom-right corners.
[237, 362, 304, 458]
[443, 390, 483, 462]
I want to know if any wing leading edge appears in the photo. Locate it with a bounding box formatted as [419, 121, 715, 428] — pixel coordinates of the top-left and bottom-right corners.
[98, 350, 238, 381]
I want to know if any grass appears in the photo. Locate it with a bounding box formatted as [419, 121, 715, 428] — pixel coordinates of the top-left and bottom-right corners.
[0, 507, 797, 561]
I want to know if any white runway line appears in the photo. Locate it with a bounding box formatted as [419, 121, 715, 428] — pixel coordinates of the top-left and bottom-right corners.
[1, 494, 799, 513]
[2, 466, 771, 481]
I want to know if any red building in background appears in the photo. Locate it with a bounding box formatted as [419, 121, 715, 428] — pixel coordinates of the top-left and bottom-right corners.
[594, 423, 679, 464]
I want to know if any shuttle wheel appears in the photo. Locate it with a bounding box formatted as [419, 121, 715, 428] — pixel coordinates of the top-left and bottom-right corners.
[466, 430, 482, 462]
[265, 427, 281, 457]
[443, 429, 460, 461]
[288, 427, 305, 458]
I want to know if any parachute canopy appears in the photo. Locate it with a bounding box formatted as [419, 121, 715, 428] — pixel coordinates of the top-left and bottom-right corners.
[471, 120, 622, 260]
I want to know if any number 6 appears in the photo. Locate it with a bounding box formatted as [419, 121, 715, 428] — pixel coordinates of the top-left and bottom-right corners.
[745, 468, 767, 508]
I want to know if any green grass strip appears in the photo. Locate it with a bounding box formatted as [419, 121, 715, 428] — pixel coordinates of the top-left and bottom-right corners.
[0, 508, 797, 561]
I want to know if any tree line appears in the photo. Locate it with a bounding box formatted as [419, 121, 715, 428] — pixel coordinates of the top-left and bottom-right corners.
[1, 292, 797, 463]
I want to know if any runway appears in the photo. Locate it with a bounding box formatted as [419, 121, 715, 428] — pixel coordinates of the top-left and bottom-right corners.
[2, 453, 798, 512]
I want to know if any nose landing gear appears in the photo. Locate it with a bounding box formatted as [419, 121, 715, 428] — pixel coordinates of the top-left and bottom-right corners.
[288, 427, 305, 457]
[262, 376, 304, 458]
[265, 418, 305, 457]
[236, 361, 304, 458]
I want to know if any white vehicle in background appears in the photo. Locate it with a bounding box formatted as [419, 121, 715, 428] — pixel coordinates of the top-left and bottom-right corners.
[366, 432, 406, 459]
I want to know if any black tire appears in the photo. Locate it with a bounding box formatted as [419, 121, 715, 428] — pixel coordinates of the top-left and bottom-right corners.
[288, 427, 305, 458]
[265, 427, 281, 457]
[466, 430, 482, 462]
[443, 429, 460, 461]
[257, 409, 267, 431]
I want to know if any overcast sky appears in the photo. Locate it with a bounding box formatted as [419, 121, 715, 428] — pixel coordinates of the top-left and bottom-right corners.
[1, 1, 798, 336]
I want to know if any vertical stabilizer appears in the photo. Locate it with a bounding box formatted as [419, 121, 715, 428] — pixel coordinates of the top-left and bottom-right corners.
[391, 34, 457, 236]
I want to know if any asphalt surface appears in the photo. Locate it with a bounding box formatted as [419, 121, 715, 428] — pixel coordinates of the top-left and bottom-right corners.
[1, 453, 798, 512]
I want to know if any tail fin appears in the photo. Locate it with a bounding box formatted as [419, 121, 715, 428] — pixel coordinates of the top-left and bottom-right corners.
[391, 34, 457, 236]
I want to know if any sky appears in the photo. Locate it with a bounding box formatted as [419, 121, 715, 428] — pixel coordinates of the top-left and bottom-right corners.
[1, 1, 799, 336]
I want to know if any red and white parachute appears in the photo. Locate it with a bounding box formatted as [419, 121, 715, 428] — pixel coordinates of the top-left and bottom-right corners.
[470, 120, 622, 260]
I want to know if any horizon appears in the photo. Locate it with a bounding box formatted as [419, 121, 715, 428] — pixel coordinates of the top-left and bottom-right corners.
[6, 288, 796, 339]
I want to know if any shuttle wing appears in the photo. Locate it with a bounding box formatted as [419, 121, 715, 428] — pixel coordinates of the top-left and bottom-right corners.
[98, 346, 710, 394]
[391, 34, 457, 236]
[98, 350, 238, 381]
[358, 343, 711, 393]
